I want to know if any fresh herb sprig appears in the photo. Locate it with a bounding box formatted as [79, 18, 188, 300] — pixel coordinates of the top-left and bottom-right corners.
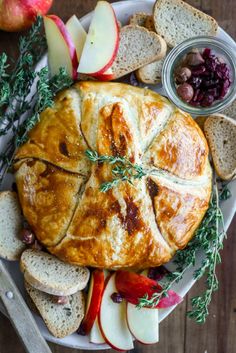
[138, 176, 226, 324]
[0, 17, 73, 186]
[85, 150, 146, 192]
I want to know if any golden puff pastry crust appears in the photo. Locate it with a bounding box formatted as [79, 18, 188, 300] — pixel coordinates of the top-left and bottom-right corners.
[14, 82, 212, 269]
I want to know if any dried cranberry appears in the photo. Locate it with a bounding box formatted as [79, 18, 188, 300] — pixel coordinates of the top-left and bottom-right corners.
[193, 89, 200, 102]
[188, 76, 202, 89]
[203, 79, 219, 88]
[196, 91, 205, 102]
[111, 292, 123, 303]
[190, 100, 201, 106]
[189, 100, 201, 107]
[201, 94, 214, 107]
[20, 228, 35, 245]
[205, 56, 218, 72]
[220, 80, 231, 98]
[202, 48, 212, 58]
[191, 65, 206, 76]
[177, 83, 194, 102]
[216, 63, 230, 79]
[207, 87, 220, 98]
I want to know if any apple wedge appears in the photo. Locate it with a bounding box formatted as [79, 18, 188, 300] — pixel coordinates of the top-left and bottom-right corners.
[66, 15, 87, 61]
[126, 269, 159, 344]
[127, 303, 159, 344]
[115, 270, 182, 308]
[98, 273, 134, 351]
[79, 269, 105, 335]
[44, 15, 78, 80]
[77, 1, 119, 75]
[90, 317, 105, 344]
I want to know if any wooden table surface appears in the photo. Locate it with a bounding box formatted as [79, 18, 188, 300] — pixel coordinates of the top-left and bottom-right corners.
[0, 1, 235, 352]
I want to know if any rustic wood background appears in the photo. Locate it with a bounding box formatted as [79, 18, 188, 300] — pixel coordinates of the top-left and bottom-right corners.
[0, 1, 235, 352]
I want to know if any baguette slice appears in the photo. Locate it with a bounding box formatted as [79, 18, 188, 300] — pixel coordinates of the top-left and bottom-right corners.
[136, 58, 164, 84]
[204, 114, 236, 180]
[111, 25, 167, 79]
[25, 281, 85, 338]
[0, 191, 26, 261]
[153, 0, 218, 47]
[21, 249, 90, 296]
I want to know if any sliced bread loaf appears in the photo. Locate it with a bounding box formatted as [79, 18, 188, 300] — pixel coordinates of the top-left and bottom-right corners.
[0, 191, 26, 261]
[21, 249, 90, 296]
[25, 281, 85, 338]
[111, 25, 167, 79]
[129, 12, 151, 27]
[204, 115, 236, 180]
[136, 58, 164, 84]
[153, 0, 218, 47]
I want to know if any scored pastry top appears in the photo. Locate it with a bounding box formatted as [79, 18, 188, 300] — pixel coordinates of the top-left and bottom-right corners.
[14, 81, 212, 269]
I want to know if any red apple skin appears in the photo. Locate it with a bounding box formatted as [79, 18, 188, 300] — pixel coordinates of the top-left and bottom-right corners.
[45, 15, 78, 80]
[80, 270, 105, 335]
[93, 73, 115, 81]
[115, 270, 162, 305]
[115, 270, 182, 308]
[0, 0, 53, 32]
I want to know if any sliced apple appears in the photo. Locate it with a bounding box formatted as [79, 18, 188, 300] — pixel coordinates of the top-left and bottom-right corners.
[126, 269, 159, 344]
[127, 303, 159, 344]
[66, 15, 87, 61]
[115, 270, 182, 308]
[115, 270, 162, 306]
[44, 15, 78, 80]
[98, 273, 134, 351]
[93, 67, 114, 81]
[77, 1, 119, 75]
[90, 317, 105, 344]
[80, 269, 105, 335]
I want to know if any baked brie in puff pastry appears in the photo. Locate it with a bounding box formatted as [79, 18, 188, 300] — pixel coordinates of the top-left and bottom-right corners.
[14, 82, 212, 269]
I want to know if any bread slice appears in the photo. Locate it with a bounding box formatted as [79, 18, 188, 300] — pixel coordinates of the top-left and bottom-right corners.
[111, 25, 167, 79]
[0, 191, 26, 261]
[136, 58, 164, 84]
[153, 0, 218, 47]
[204, 115, 236, 180]
[25, 281, 85, 338]
[220, 99, 236, 120]
[21, 249, 90, 296]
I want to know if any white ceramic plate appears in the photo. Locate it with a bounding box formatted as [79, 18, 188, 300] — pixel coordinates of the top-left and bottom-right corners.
[1, 0, 236, 350]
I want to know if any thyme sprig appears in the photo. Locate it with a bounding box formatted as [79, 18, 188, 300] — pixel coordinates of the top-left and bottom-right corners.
[85, 150, 146, 192]
[0, 18, 73, 187]
[138, 176, 226, 323]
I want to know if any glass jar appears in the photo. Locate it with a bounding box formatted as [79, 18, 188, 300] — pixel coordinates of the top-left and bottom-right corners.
[162, 36, 236, 115]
